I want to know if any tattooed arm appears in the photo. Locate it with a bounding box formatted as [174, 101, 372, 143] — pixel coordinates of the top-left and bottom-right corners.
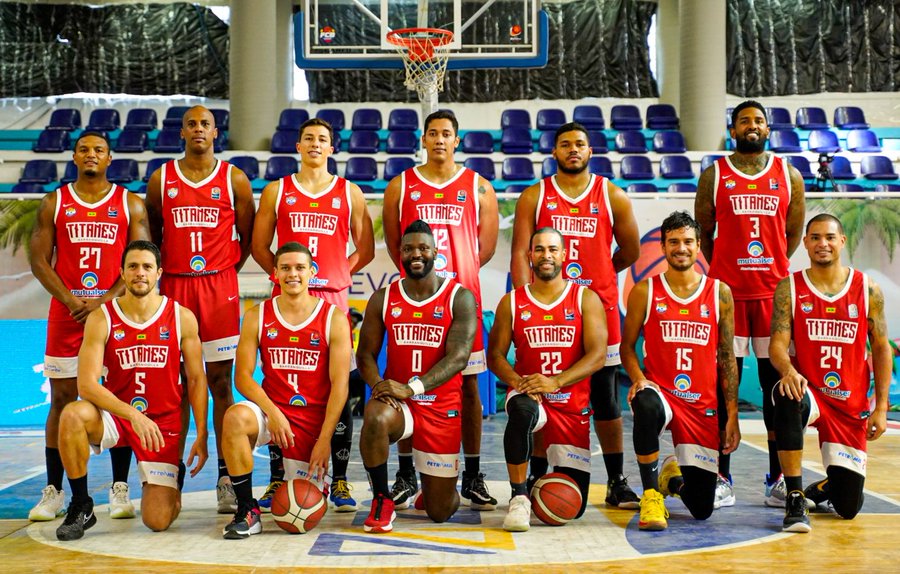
[717, 281, 741, 454]
[694, 166, 717, 264]
[866, 279, 892, 441]
[768, 277, 806, 401]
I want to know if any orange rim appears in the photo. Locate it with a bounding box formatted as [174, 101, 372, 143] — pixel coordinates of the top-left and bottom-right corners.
[386, 27, 454, 61]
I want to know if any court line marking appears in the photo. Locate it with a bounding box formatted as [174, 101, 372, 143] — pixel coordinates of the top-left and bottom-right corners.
[0, 465, 44, 492]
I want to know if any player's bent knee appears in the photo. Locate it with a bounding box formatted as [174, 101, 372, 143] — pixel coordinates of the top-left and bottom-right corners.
[827, 466, 865, 519]
[142, 485, 178, 531]
[773, 392, 806, 451]
[590, 366, 621, 420]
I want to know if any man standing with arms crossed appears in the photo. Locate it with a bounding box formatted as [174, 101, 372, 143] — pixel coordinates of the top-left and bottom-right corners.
[695, 100, 805, 508]
[29, 131, 150, 521]
[146, 105, 256, 513]
[251, 118, 373, 512]
[511, 122, 641, 508]
[382, 110, 499, 510]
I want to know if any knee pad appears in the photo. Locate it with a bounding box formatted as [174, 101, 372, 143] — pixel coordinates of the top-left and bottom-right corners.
[555, 467, 590, 518]
[679, 466, 717, 520]
[504, 394, 540, 465]
[773, 391, 809, 451]
[591, 366, 621, 421]
[826, 466, 865, 519]
[630, 389, 665, 456]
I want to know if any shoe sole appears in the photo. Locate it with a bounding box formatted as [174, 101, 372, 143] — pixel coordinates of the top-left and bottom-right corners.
[56, 514, 97, 541]
[714, 497, 736, 509]
[393, 499, 410, 510]
[217, 505, 238, 514]
[331, 503, 359, 513]
[502, 524, 530, 532]
[606, 500, 641, 510]
[639, 521, 668, 531]
[223, 523, 262, 539]
[363, 512, 396, 533]
[109, 508, 136, 519]
[469, 502, 497, 511]
[764, 497, 785, 508]
[783, 521, 812, 533]
[29, 511, 64, 522]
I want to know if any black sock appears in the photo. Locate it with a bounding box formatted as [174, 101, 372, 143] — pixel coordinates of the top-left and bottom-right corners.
[398, 453, 414, 474]
[109, 447, 132, 483]
[230, 472, 254, 505]
[785, 475, 803, 494]
[719, 452, 731, 477]
[638, 460, 659, 491]
[510, 481, 528, 498]
[177, 462, 186, 492]
[68, 474, 89, 500]
[218, 458, 228, 480]
[464, 456, 480, 477]
[269, 445, 285, 482]
[46, 447, 64, 491]
[529, 456, 549, 480]
[603, 453, 624, 480]
[768, 440, 782, 479]
[365, 463, 390, 498]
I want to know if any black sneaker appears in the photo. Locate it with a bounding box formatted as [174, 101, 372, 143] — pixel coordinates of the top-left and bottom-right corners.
[783, 490, 812, 533]
[56, 496, 97, 541]
[803, 479, 829, 510]
[223, 500, 262, 539]
[257, 480, 284, 513]
[461, 472, 497, 511]
[605, 475, 640, 510]
[391, 469, 418, 510]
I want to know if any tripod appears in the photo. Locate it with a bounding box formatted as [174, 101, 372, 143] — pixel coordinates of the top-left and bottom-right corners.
[815, 153, 837, 192]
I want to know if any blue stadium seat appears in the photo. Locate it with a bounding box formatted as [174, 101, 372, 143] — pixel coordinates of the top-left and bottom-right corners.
[464, 157, 496, 181]
[861, 156, 899, 180]
[214, 131, 227, 153]
[264, 156, 298, 180]
[659, 155, 694, 179]
[107, 159, 139, 184]
[388, 109, 418, 131]
[537, 131, 556, 154]
[47, 109, 81, 131]
[270, 130, 298, 153]
[786, 155, 814, 179]
[211, 108, 229, 131]
[542, 157, 557, 178]
[501, 157, 536, 181]
[153, 129, 184, 153]
[766, 107, 794, 130]
[834, 106, 869, 129]
[504, 184, 529, 194]
[344, 157, 378, 181]
[12, 182, 46, 193]
[327, 157, 338, 176]
[501, 109, 531, 130]
[768, 130, 803, 153]
[277, 109, 310, 132]
[229, 156, 259, 181]
[652, 131, 686, 153]
[536, 108, 566, 131]
[60, 161, 78, 184]
[645, 104, 679, 130]
[462, 131, 494, 154]
[846, 129, 881, 153]
[807, 129, 841, 153]
[332, 131, 342, 153]
[114, 129, 149, 153]
[588, 156, 614, 179]
[701, 154, 725, 172]
[385, 130, 418, 154]
[356, 184, 374, 194]
[124, 108, 157, 131]
[828, 156, 856, 180]
[573, 105, 605, 130]
[610, 105, 642, 130]
[833, 183, 865, 193]
[384, 157, 415, 180]
[162, 106, 190, 128]
[500, 128, 533, 154]
[33, 130, 70, 153]
[627, 183, 658, 193]
[143, 157, 174, 182]
[795, 107, 829, 130]
[667, 183, 697, 193]
[348, 130, 380, 153]
[85, 109, 120, 132]
[352, 109, 382, 131]
[614, 130, 647, 153]
[588, 131, 608, 153]
[20, 160, 57, 184]
[875, 183, 900, 192]
[316, 109, 345, 131]
[620, 156, 654, 179]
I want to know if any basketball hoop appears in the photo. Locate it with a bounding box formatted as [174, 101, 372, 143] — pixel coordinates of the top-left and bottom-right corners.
[386, 27, 454, 112]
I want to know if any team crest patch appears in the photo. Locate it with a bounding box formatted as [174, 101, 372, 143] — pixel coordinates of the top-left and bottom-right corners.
[674, 374, 692, 391]
[310, 332, 320, 346]
[267, 327, 278, 339]
[131, 397, 149, 412]
[391, 307, 402, 318]
[65, 207, 77, 217]
[700, 304, 710, 318]
[725, 180, 736, 189]
[410, 191, 421, 201]
[285, 196, 297, 206]
[81, 272, 98, 289]
[433, 305, 444, 319]
[289, 394, 308, 407]
[159, 326, 170, 340]
[564, 308, 575, 320]
[769, 178, 779, 190]
[520, 310, 532, 321]
[211, 187, 221, 200]
[590, 203, 599, 214]
[546, 201, 558, 211]
[656, 301, 668, 313]
[332, 197, 341, 209]
[167, 187, 178, 198]
[801, 301, 813, 314]
[848, 304, 858, 318]
[114, 329, 125, 341]
[565, 262, 582, 279]
[107, 207, 118, 218]
[189, 255, 206, 272]
[457, 190, 467, 202]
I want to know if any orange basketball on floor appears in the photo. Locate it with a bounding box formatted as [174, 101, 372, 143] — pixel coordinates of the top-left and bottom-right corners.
[271, 478, 327, 534]
[530, 472, 582, 526]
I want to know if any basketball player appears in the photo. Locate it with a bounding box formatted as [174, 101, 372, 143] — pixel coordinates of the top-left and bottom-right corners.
[54, 240, 209, 541]
[694, 100, 805, 508]
[621, 211, 740, 531]
[382, 110, 499, 510]
[220, 242, 351, 539]
[29, 131, 150, 522]
[511, 122, 641, 508]
[251, 117, 373, 513]
[488, 227, 607, 532]
[769, 214, 891, 533]
[357, 220, 479, 533]
[145, 105, 256, 513]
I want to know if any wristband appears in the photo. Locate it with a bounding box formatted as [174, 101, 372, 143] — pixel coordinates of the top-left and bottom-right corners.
[408, 376, 425, 396]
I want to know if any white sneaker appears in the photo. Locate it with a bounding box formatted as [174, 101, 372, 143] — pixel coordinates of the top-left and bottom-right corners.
[503, 495, 532, 532]
[29, 485, 66, 521]
[109, 481, 136, 519]
[217, 476, 238, 514]
[764, 474, 787, 508]
[713, 474, 735, 509]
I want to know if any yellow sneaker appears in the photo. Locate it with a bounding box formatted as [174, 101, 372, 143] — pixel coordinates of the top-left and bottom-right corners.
[658, 455, 682, 498]
[638, 489, 669, 531]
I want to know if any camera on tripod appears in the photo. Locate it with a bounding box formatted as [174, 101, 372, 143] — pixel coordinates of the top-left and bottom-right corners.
[816, 152, 837, 191]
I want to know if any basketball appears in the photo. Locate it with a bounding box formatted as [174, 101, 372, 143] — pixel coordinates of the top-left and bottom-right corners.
[530, 473, 582, 526]
[271, 479, 328, 534]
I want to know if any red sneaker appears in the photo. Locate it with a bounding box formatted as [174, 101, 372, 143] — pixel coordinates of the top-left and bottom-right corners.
[364, 493, 396, 533]
[414, 490, 425, 511]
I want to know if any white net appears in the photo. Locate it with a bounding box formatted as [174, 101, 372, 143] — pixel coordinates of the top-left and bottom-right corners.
[387, 30, 453, 112]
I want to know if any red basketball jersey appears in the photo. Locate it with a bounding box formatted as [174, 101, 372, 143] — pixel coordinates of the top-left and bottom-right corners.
[398, 167, 481, 299]
[510, 282, 590, 414]
[535, 175, 617, 306]
[101, 297, 183, 420]
[642, 274, 720, 413]
[258, 297, 336, 412]
[382, 278, 462, 402]
[790, 269, 870, 418]
[159, 160, 239, 275]
[275, 175, 352, 292]
[709, 155, 792, 300]
[51, 184, 130, 319]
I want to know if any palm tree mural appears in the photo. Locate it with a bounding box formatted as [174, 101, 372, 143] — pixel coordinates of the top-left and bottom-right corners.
[812, 198, 900, 261]
[0, 199, 40, 258]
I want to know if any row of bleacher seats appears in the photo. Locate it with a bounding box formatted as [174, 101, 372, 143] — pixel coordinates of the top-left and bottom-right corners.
[726, 105, 870, 130]
[764, 128, 883, 153]
[45, 107, 230, 132]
